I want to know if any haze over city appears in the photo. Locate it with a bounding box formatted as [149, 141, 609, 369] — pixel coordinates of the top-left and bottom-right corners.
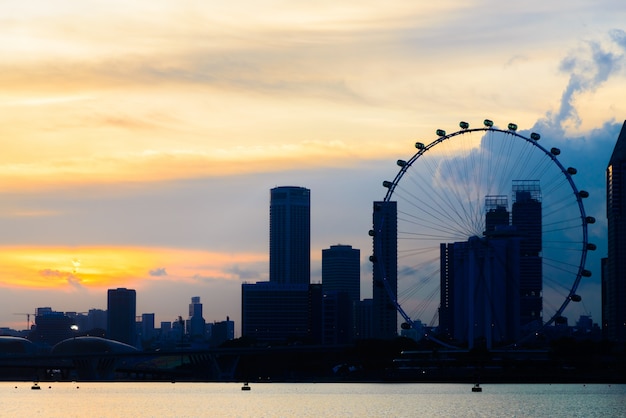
[1, 1, 625, 332]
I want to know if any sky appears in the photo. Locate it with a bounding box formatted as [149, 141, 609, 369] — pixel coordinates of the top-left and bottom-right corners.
[1, 1, 625, 334]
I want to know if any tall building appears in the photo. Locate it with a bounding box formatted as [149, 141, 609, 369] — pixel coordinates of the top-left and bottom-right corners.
[440, 191, 533, 348]
[322, 244, 360, 302]
[511, 180, 543, 329]
[188, 296, 206, 340]
[605, 120, 626, 343]
[322, 244, 360, 344]
[107, 288, 136, 346]
[141, 313, 155, 341]
[241, 186, 318, 343]
[270, 186, 311, 285]
[484, 195, 510, 235]
[439, 236, 520, 348]
[371, 201, 397, 339]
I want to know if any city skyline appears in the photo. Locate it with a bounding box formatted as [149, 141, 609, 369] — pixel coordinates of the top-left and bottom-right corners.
[1, 2, 626, 330]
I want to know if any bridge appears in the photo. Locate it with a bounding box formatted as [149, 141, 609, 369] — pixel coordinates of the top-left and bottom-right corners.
[0, 336, 353, 381]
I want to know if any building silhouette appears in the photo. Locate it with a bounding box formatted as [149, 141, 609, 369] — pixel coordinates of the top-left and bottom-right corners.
[86, 309, 107, 332]
[241, 282, 322, 343]
[141, 313, 155, 344]
[210, 317, 235, 347]
[28, 307, 74, 347]
[512, 180, 543, 329]
[439, 184, 541, 348]
[372, 201, 398, 339]
[322, 244, 360, 302]
[440, 235, 521, 348]
[604, 120, 626, 343]
[270, 186, 311, 285]
[355, 299, 373, 339]
[322, 244, 360, 344]
[187, 296, 206, 340]
[107, 288, 136, 346]
[484, 195, 509, 235]
[242, 186, 320, 343]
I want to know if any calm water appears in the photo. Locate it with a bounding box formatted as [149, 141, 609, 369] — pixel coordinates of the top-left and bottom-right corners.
[1, 382, 624, 417]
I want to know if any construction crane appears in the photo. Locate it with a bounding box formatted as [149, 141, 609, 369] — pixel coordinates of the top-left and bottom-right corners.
[12, 313, 35, 331]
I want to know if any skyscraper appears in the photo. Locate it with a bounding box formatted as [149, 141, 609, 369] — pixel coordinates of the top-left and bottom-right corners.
[322, 244, 360, 344]
[188, 296, 206, 340]
[511, 180, 542, 329]
[141, 313, 155, 344]
[371, 201, 397, 339]
[107, 288, 136, 346]
[241, 186, 318, 343]
[605, 120, 626, 343]
[269, 186, 311, 285]
[322, 244, 360, 302]
[439, 236, 520, 348]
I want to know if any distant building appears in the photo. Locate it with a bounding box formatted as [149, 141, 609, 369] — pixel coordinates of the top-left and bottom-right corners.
[187, 296, 206, 340]
[371, 201, 398, 339]
[440, 235, 521, 348]
[270, 186, 311, 285]
[107, 288, 136, 346]
[354, 299, 373, 339]
[28, 308, 74, 346]
[241, 186, 317, 343]
[605, 120, 626, 343]
[439, 184, 541, 348]
[322, 244, 360, 302]
[241, 282, 322, 343]
[210, 317, 235, 347]
[87, 309, 107, 332]
[322, 291, 354, 344]
[322, 244, 360, 344]
[141, 313, 155, 342]
[512, 180, 543, 329]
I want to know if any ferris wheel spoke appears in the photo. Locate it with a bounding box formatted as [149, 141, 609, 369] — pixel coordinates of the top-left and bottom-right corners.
[376, 121, 589, 349]
[395, 186, 479, 238]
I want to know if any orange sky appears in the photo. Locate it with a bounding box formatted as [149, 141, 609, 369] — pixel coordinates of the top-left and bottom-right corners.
[0, 246, 266, 290]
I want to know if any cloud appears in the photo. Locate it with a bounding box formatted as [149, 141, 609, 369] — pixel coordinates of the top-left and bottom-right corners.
[225, 265, 262, 281]
[66, 274, 83, 289]
[39, 269, 64, 278]
[149, 267, 168, 277]
[191, 274, 223, 284]
[39, 268, 84, 289]
[542, 30, 625, 131]
[609, 28, 626, 49]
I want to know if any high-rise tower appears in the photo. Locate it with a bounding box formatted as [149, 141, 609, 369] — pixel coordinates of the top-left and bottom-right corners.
[511, 180, 542, 329]
[372, 201, 397, 339]
[605, 120, 626, 343]
[188, 296, 206, 340]
[322, 244, 360, 344]
[322, 244, 360, 302]
[107, 288, 136, 346]
[269, 186, 311, 285]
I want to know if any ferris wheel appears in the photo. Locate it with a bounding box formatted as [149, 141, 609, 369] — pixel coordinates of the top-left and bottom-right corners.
[372, 119, 595, 349]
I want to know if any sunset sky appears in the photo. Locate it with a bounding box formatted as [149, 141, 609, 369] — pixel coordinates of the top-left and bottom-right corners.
[1, 1, 625, 333]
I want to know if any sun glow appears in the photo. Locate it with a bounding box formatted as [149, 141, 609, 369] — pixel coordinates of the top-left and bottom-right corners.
[0, 246, 266, 290]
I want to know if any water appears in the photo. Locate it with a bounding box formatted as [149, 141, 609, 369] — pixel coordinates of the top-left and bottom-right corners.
[1, 382, 624, 417]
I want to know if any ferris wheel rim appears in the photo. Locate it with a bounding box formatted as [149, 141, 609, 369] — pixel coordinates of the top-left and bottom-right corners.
[375, 121, 592, 348]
